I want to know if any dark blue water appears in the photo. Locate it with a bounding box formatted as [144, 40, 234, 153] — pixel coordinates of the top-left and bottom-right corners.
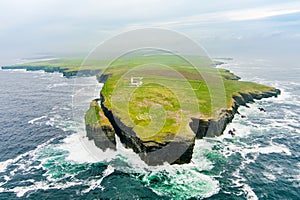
[0, 58, 299, 199]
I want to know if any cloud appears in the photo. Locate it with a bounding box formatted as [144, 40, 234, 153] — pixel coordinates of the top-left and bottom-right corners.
[126, 1, 300, 28]
[0, 0, 300, 64]
[226, 3, 300, 21]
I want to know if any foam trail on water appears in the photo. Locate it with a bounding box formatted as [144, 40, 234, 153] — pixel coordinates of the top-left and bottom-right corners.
[0, 137, 57, 173]
[54, 129, 220, 199]
[82, 165, 114, 194]
[28, 115, 47, 124]
[56, 132, 118, 164]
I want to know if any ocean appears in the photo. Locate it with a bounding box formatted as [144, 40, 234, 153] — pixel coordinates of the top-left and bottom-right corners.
[0, 57, 299, 199]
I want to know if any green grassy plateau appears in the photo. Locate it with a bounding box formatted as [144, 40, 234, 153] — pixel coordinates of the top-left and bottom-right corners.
[3, 55, 277, 144]
[98, 55, 276, 143]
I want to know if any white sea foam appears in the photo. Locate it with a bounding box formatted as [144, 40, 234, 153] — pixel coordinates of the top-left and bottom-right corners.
[3, 165, 114, 198]
[56, 133, 117, 164]
[226, 138, 291, 198]
[0, 70, 222, 198]
[230, 157, 259, 200]
[9, 180, 82, 198]
[0, 138, 60, 198]
[0, 142, 121, 198]
[213, 58, 300, 198]
[28, 115, 47, 124]
[242, 143, 291, 156]
[0, 137, 56, 174]
[54, 126, 147, 168]
[47, 82, 69, 89]
[0, 159, 13, 173]
[54, 129, 220, 198]
[82, 165, 114, 193]
[262, 171, 276, 181]
[5, 64, 299, 198]
[128, 139, 219, 198]
[0, 135, 114, 197]
[139, 164, 220, 199]
[243, 184, 258, 200]
[215, 85, 295, 198]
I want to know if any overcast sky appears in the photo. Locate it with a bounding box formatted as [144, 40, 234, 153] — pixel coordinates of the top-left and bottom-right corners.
[1, 0, 300, 64]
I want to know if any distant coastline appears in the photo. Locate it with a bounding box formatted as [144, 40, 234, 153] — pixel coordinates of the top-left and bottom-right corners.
[1, 58, 104, 78]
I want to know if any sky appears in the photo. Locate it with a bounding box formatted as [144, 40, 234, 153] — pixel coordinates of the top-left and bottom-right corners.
[0, 0, 300, 65]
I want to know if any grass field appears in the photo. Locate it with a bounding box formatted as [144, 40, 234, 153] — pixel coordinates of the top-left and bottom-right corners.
[99, 54, 275, 143]
[7, 55, 276, 143]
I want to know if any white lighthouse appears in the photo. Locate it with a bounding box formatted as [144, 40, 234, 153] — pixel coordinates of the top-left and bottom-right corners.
[130, 76, 143, 86]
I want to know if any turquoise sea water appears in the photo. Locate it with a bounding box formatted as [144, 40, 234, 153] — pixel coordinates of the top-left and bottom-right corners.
[0, 58, 299, 199]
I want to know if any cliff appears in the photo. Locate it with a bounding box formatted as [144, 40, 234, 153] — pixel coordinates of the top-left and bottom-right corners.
[86, 76, 280, 166]
[99, 93, 195, 165]
[83, 54, 282, 166]
[1, 56, 281, 166]
[84, 96, 195, 165]
[85, 100, 116, 151]
[189, 88, 281, 138]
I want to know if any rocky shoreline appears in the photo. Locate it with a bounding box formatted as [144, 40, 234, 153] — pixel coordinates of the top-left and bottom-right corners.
[1, 65, 101, 78]
[3, 63, 280, 166]
[100, 93, 195, 165]
[190, 89, 281, 139]
[86, 74, 281, 166]
[85, 95, 195, 165]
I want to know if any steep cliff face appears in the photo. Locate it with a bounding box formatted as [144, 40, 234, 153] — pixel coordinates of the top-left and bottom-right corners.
[99, 94, 195, 165]
[189, 89, 281, 139]
[86, 74, 281, 166]
[85, 100, 116, 151]
[139, 140, 195, 165]
[86, 124, 116, 151]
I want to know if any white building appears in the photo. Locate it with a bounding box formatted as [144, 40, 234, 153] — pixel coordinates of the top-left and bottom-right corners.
[130, 76, 143, 86]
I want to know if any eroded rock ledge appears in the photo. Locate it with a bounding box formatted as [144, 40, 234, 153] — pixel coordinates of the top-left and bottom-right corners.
[189, 89, 281, 139]
[99, 94, 195, 165]
[85, 100, 116, 151]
